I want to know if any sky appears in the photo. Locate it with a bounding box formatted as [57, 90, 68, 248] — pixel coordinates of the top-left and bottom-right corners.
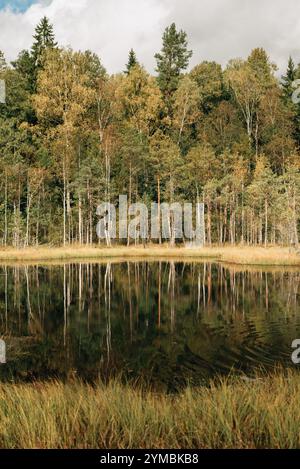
[0, 0, 299, 74]
[0, 0, 36, 12]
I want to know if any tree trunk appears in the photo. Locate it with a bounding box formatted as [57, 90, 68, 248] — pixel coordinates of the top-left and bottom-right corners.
[157, 175, 161, 244]
[207, 197, 212, 246]
[63, 160, 66, 246]
[264, 199, 268, 247]
[78, 192, 82, 245]
[4, 171, 7, 246]
[127, 162, 132, 246]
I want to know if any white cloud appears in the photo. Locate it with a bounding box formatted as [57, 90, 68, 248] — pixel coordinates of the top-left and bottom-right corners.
[0, 0, 300, 74]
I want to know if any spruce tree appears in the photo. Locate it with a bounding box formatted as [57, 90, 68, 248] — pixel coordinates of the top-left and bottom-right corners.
[155, 23, 192, 106]
[281, 56, 297, 102]
[29, 16, 57, 92]
[281, 57, 300, 146]
[31, 16, 57, 68]
[125, 49, 138, 74]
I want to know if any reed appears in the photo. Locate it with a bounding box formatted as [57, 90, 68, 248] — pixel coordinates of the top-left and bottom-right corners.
[0, 370, 299, 448]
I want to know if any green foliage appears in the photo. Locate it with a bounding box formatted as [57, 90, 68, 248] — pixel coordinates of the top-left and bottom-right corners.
[31, 16, 57, 67]
[11, 17, 58, 94]
[155, 23, 192, 110]
[125, 48, 138, 74]
[281, 56, 297, 102]
[0, 20, 300, 246]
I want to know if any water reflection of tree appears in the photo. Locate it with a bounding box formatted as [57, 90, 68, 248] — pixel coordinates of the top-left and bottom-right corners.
[0, 262, 300, 386]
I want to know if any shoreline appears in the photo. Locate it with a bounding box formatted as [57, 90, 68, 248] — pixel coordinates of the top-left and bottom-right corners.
[0, 245, 299, 266]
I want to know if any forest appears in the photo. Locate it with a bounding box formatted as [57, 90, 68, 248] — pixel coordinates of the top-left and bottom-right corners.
[0, 17, 300, 247]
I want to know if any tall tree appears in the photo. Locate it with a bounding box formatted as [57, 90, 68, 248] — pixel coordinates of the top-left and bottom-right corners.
[155, 23, 192, 112]
[247, 156, 277, 246]
[281, 57, 300, 147]
[226, 59, 263, 154]
[30, 16, 57, 91]
[282, 56, 297, 103]
[247, 48, 276, 86]
[31, 16, 57, 67]
[172, 75, 200, 146]
[149, 130, 183, 244]
[34, 48, 95, 245]
[116, 64, 163, 135]
[190, 61, 225, 114]
[125, 49, 138, 74]
[12, 17, 57, 95]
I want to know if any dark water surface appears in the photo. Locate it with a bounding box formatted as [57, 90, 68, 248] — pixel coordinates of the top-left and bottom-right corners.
[0, 261, 299, 388]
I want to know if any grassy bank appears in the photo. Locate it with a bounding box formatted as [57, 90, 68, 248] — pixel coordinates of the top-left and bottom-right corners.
[0, 245, 300, 266]
[0, 370, 300, 448]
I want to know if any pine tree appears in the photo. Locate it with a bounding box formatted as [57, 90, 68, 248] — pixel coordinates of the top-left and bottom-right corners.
[31, 17, 57, 68]
[125, 49, 138, 74]
[29, 16, 57, 92]
[155, 23, 192, 107]
[12, 18, 57, 95]
[281, 57, 300, 146]
[281, 56, 297, 102]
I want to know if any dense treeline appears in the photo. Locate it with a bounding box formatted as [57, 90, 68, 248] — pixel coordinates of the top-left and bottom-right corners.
[1, 17, 300, 247]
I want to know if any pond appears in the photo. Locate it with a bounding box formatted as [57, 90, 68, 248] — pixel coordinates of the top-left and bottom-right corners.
[0, 261, 299, 389]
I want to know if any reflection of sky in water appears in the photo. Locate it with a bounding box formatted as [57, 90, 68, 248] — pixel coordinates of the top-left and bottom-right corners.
[0, 1, 37, 12]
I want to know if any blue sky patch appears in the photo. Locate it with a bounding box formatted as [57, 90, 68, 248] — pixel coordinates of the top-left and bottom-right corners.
[0, 1, 37, 12]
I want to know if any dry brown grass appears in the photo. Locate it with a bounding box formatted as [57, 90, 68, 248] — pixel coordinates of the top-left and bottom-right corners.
[0, 244, 299, 266]
[0, 370, 300, 448]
